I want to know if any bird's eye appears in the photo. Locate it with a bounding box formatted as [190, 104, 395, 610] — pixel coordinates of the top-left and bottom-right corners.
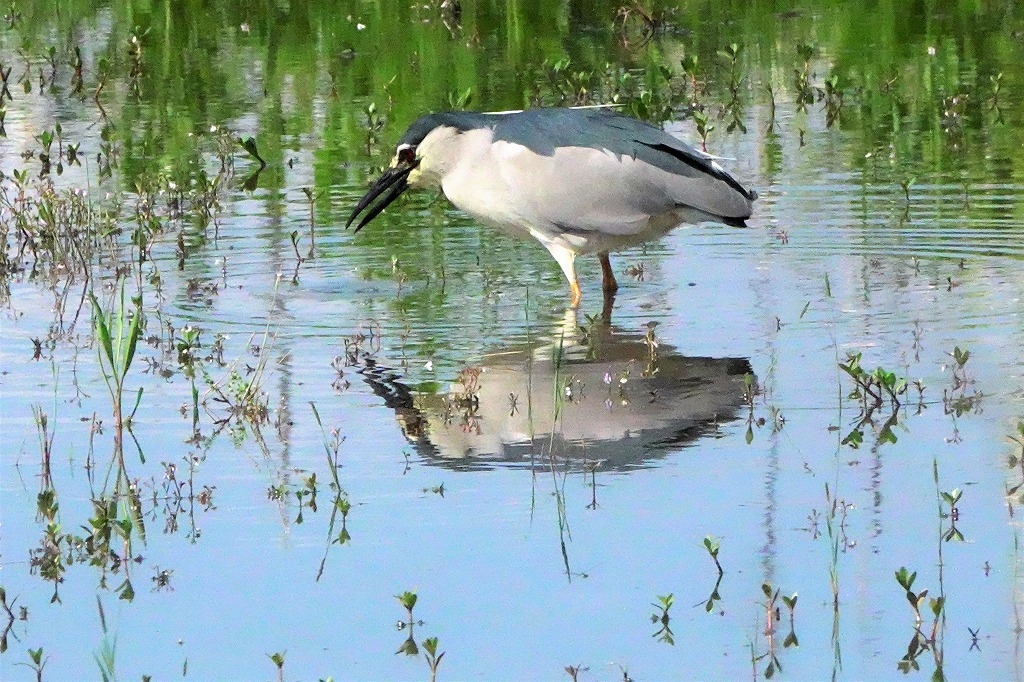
[398, 147, 416, 164]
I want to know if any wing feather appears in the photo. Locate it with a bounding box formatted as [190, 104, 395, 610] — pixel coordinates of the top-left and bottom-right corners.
[487, 109, 755, 228]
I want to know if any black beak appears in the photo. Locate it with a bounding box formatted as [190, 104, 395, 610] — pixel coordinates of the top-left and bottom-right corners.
[346, 161, 418, 233]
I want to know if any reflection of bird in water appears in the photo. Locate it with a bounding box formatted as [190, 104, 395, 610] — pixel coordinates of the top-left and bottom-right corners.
[359, 313, 754, 472]
[347, 107, 756, 309]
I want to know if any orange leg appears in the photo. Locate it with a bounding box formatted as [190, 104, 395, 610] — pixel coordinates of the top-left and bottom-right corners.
[599, 252, 618, 294]
[545, 243, 583, 308]
[569, 278, 583, 307]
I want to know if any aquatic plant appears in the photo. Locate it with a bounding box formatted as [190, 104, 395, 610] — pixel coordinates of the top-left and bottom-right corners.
[949, 346, 970, 389]
[17, 646, 47, 682]
[680, 54, 700, 101]
[89, 279, 144, 464]
[268, 651, 285, 682]
[894, 566, 945, 674]
[899, 176, 916, 204]
[447, 87, 473, 110]
[614, 2, 676, 46]
[564, 663, 588, 682]
[236, 136, 266, 168]
[838, 353, 907, 448]
[823, 73, 843, 126]
[894, 567, 943, 633]
[363, 101, 386, 152]
[650, 593, 674, 645]
[703, 535, 723, 575]
[755, 582, 784, 677]
[301, 187, 322, 258]
[703, 536, 723, 612]
[781, 593, 798, 648]
[1008, 423, 1024, 500]
[94, 597, 118, 682]
[0, 587, 18, 653]
[394, 591, 422, 657]
[692, 109, 714, 151]
[939, 488, 964, 542]
[396, 590, 418, 620]
[422, 636, 445, 682]
[794, 42, 815, 107]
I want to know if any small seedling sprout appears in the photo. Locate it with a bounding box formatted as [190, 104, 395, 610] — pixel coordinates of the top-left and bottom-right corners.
[650, 593, 675, 644]
[422, 636, 445, 682]
[396, 590, 418, 620]
[268, 651, 285, 682]
[704, 536, 722, 575]
[16, 647, 47, 682]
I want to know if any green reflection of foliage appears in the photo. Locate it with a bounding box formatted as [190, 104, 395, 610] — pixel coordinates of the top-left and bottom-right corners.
[3, 0, 1023, 330]
[5, 1, 1018, 170]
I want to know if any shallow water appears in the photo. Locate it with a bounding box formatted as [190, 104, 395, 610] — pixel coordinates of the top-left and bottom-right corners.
[2, 1, 1024, 680]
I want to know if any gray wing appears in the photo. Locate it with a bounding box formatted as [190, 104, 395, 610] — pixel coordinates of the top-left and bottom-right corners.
[490, 109, 755, 235]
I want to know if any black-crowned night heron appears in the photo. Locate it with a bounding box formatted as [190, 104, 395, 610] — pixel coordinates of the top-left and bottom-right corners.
[347, 107, 756, 307]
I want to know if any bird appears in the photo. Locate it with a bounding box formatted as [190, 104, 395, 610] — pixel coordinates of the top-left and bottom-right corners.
[346, 107, 757, 308]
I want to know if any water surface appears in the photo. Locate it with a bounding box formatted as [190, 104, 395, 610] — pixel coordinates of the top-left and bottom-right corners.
[2, 1, 1024, 679]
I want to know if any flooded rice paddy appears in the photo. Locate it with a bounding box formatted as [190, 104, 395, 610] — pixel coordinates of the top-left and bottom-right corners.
[2, 1, 1024, 679]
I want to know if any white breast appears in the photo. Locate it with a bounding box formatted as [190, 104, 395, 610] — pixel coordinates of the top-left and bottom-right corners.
[441, 131, 535, 238]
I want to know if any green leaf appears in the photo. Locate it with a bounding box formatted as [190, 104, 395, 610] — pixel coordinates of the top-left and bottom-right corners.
[336, 527, 351, 545]
[117, 578, 135, 602]
[703, 536, 720, 556]
[842, 428, 863, 448]
[895, 567, 915, 590]
[396, 591, 417, 612]
[237, 137, 267, 167]
[123, 297, 143, 375]
[130, 386, 145, 422]
[878, 425, 897, 445]
[422, 637, 438, 656]
[128, 488, 147, 546]
[113, 284, 127, 369]
[395, 635, 418, 656]
[838, 353, 862, 377]
[89, 292, 115, 368]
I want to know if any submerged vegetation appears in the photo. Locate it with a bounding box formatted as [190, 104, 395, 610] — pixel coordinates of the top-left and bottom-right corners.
[1, 0, 1024, 679]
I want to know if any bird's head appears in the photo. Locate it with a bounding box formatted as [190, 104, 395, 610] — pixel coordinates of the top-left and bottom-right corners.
[346, 112, 486, 232]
